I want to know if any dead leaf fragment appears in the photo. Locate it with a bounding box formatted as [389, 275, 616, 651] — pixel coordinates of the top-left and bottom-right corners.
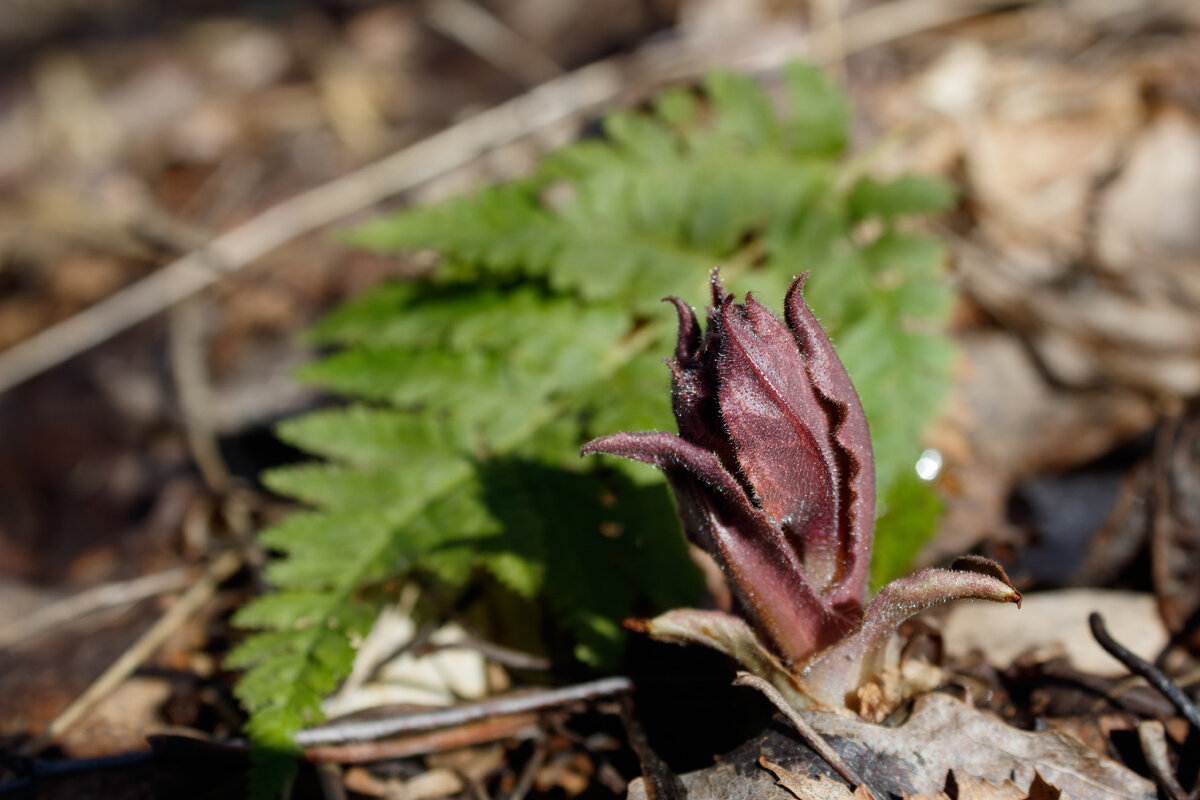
[952, 774, 1026, 800]
[1096, 108, 1200, 276]
[760, 758, 872, 800]
[1025, 772, 1064, 800]
[61, 676, 173, 758]
[855, 660, 944, 724]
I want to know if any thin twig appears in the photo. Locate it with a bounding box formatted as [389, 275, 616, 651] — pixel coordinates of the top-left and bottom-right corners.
[21, 549, 243, 755]
[0, 0, 1037, 396]
[506, 736, 548, 800]
[168, 298, 230, 493]
[1137, 720, 1188, 800]
[422, 0, 563, 87]
[296, 676, 633, 746]
[619, 695, 686, 800]
[1089, 612, 1200, 732]
[0, 566, 195, 648]
[732, 672, 876, 799]
[305, 713, 542, 764]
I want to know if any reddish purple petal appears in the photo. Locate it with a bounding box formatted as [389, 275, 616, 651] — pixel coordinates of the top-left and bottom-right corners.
[696, 481, 847, 661]
[715, 293, 843, 595]
[666, 296, 701, 366]
[785, 273, 875, 609]
[666, 292, 735, 467]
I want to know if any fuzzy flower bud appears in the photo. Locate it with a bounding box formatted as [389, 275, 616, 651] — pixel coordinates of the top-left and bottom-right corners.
[584, 270, 1019, 707]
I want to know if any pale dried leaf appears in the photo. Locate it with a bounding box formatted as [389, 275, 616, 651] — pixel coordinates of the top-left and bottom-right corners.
[872, 27, 1200, 399]
[1095, 108, 1200, 276]
[954, 332, 1154, 476]
[942, 590, 1165, 676]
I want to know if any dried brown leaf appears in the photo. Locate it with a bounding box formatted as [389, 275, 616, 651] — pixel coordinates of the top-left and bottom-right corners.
[627, 694, 1152, 800]
[952, 774, 1025, 800]
[759, 758, 871, 800]
[1024, 772, 1064, 800]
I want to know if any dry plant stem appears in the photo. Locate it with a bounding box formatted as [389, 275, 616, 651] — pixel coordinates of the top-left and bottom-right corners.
[1090, 612, 1200, 732]
[161, 326, 272, 585]
[305, 713, 541, 764]
[296, 676, 633, 746]
[0, 0, 1037, 396]
[21, 549, 243, 756]
[0, 566, 194, 648]
[421, 0, 563, 86]
[168, 298, 230, 493]
[732, 672, 875, 799]
[1137, 720, 1188, 800]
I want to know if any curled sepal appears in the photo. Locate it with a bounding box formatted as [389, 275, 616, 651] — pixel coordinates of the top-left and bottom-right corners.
[628, 609, 820, 710]
[798, 557, 1021, 708]
[583, 430, 836, 660]
[581, 431, 750, 504]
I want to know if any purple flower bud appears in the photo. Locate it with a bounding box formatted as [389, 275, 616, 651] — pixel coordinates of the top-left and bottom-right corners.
[584, 270, 1019, 690]
[584, 269, 874, 663]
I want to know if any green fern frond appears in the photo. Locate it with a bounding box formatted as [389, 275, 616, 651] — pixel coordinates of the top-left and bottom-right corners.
[233, 61, 959, 795]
